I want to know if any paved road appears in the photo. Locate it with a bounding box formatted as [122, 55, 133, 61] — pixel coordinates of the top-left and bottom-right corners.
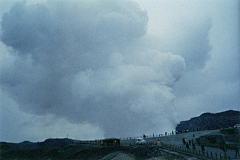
[121, 130, 240, 159]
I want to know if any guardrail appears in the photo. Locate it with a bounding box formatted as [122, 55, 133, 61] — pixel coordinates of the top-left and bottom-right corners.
[72, 140, 95, 144]
[120, 132, 174, 140]
[72, 130, 237, 160]
[120, 137, 233, 160]
[72, 139, 235, 159]
[121, 141, 232, 159]
[161, 143, 231, 160]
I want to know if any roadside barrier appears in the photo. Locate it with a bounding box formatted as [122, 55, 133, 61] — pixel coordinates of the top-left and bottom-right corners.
[119, 130, 237, 160]
[75, 138, 233, 159]
[161, 143, 231, 160]
[73, 140, 94, 144]
[120, 132, 174, 140]
[120, 140, 232, 159]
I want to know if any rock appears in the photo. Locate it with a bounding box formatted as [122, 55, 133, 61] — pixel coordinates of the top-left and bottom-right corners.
[176, 110, 240, 132]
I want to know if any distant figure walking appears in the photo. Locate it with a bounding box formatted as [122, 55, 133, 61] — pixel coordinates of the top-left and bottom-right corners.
[192, 142, 196, 150]
[182, 138, 186, 145]
[235, 145, 240, 158]
[189, 139, 191, 145]
[201, 144, 205, 154]
[186, 142, 189, 149]
[220, 141, 227, 157]
[196, 138, 200, 145]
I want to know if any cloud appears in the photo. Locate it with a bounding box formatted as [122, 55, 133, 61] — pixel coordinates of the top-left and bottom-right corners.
[135, 0, 214, 70]
[134, 0, 239, 121]
[0, 0, 186, 141]
[70, 51, 185, 136]
[0, 88, 104, 142]
[172, 0, 240, 120]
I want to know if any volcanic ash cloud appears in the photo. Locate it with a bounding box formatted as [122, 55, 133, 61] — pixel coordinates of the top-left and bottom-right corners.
[0, 0, 186, 137]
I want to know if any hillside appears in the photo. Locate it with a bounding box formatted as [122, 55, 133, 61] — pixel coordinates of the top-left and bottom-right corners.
[0, 141, 192, 160]
[176, 110, 240, 132]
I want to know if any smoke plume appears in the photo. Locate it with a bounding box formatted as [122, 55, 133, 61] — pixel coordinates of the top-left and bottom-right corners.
[1, 0, 186, 138]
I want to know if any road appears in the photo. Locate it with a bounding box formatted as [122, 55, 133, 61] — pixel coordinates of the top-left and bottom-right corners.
[121, 130, 240, 159]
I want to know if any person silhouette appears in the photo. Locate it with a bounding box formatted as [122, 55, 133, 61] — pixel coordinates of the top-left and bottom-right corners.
[235, 145, 240, 157]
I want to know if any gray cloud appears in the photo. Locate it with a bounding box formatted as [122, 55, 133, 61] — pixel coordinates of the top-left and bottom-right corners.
[149, 17, 212, 70]
[135, 0, 239, 121]
[0, 0, 186, 138]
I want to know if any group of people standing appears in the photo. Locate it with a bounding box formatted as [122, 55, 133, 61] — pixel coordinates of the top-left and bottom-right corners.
[182, 137, 240, 158]
[182, 138, 196, 150]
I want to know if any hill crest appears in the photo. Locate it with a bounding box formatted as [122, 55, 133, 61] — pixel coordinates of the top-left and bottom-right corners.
[176, 110, 240, 132]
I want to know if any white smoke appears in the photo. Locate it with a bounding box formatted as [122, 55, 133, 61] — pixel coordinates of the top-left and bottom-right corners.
[0, 0, 186, 139]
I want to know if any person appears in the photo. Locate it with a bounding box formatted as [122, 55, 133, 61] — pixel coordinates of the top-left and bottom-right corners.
[196, 138, 200, 145]
[182, 138, 186, 145]
[201, 144, 205, 154]
[235, 145, 240, 157]
[157, 139, 161, 145]
[189, 139, 191, 145]
[192, 142, 196, 150]
[186, 142, 189, 149]
[220, 141, 227, 157]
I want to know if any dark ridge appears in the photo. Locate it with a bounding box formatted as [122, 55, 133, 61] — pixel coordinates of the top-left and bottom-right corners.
[176, 110, 240, 132]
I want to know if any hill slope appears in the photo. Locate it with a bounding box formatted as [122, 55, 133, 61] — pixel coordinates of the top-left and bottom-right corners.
[176, 110, 240, 132]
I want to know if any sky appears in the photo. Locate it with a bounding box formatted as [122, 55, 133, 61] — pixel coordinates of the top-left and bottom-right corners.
[0, 0, 239, 143]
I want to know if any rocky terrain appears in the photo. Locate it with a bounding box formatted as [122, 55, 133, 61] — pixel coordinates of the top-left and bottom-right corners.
[0, 141, 196, 160]
[176, 110, 240, 132]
